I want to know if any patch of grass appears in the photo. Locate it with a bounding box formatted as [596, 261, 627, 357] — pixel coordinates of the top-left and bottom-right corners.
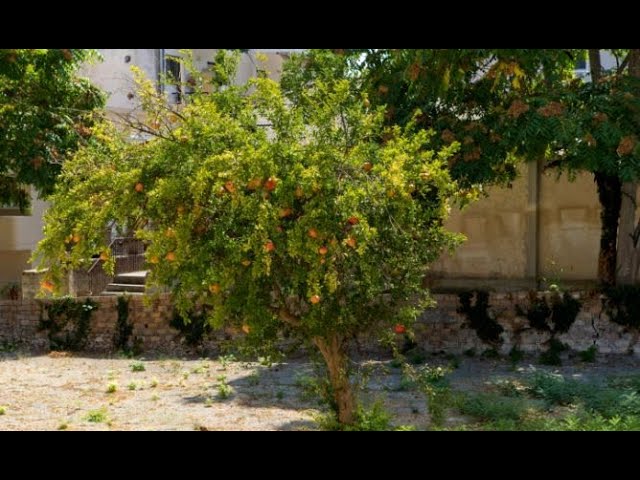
[191, 363, 209, 374]
[85, 409, 108, 423]
[0, 406, 6, 415]
[218, 354, 236, 371]
[246, 372, 260, 386]
[57, 422, 69, 430]
[395, 424, 417, 431]
[216, 375, 233, 399]
[151, 394, 160, 402]
[492, 379, 526, 398]
[127, 382, 137, 391]
[130, 361, 145, 372]
[458, 392, 538, 423]
[150, 378, 159, 388]
[106, 382, 117, 394]
[316, 401, 393, 431]
[276, 390, 285, 400]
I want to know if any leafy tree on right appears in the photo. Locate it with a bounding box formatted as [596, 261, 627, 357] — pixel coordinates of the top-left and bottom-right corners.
[283, 49, 640, 286]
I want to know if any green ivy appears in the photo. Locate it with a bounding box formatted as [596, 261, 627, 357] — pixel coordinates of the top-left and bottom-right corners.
[38, 297, 97, 351]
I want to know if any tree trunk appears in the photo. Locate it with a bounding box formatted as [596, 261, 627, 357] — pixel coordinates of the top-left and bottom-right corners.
[595, 172, 622, 286]
[313, 335, 355, 425]
[616, 181, 639, 285]
[615, 49, 640, 285]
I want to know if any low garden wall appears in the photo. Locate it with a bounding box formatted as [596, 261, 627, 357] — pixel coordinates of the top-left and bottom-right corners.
[0, 291, 638, 356]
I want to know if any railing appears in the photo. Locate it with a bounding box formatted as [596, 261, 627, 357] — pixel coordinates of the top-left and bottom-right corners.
[87, 237, 145, 295]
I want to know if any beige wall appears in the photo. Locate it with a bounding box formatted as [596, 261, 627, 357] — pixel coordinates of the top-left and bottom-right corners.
[433, 164, 532, 280]
[539, 171, 601, 280]
[432, 165, 607, 289]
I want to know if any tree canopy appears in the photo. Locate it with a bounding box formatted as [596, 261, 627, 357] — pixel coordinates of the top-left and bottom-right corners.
[35, 51, 462, 424]
[283, 49, 640, 285]
[0, 49, 104, 211]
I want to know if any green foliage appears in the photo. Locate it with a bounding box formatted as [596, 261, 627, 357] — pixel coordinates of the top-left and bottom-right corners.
[0, 406, 5, 415]
[517, 291, 582, 335]
[283, 49, 640, 285]
[129, 361, 145, 372]
[316, 400, 393, 431]
[579, 345, 598, 362]
[539, 338, 569, 366]
[85, 409, 108, 423]
[170, 309, 211, 347]
[216, 375, 233, 399]
[0, 283, 20, 300]
[113, 296, 134, 352]
[457, 290, 504, 346]
[508, 346, 525, 364]
[0, 49, 105, 210]
[38, 297, 97, 351]
[517, 291, 581, 365]
[35, 50, 463, 423]
[459, 392, 534, 423]
[602, 285, 640, 329]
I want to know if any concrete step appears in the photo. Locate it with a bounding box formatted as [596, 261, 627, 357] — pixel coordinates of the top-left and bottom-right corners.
[104, 283, 146, 293]
[113, 271, 148, 285]
[99, 291, 145, 297]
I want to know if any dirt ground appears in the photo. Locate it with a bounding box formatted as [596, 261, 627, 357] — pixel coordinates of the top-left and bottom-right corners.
[1, 350, 639, 430]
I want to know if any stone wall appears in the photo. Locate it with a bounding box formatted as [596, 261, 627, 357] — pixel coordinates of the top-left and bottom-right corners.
[418, 292, 640, 356]
[0, 295, 196, 353]
[1, 292, 639, 356]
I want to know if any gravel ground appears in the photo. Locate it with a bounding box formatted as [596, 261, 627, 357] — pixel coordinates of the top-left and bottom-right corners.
[1, 350, 639, 430]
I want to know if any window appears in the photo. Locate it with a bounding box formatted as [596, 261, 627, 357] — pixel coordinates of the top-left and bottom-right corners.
[575, 52, 588, 71]
[165, 56, 182, 103]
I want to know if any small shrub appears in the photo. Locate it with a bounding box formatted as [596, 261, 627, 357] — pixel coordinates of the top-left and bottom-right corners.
[246, 372, 260, 386]
[218, 354, 236, 371]
[39, 297, 97, 351]
[539, 338, 568, 366]
[579, 345, 598, 363]
[405, 346, 427, 365]
[508, 346, 525, 364]
[0, 406, 6, 415]
[170, 310, 211, 346]
[106, 382, 117, 394]
[316, 401, 393, 431]
[150, 378, 159, 388]
[602, 285, 640, 329]
[130, 361, 145, 372]
[216, 375, 233, 399]
[127, 382, 137, 391]
[113, 296, 133, 352]
[57, 422, 68, 430]
[85, 409, 108, 423]
[481, 348, 500, 359]
[458, 393, 531, 423]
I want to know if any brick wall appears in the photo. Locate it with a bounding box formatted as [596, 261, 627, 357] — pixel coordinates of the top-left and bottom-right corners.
[1, 292, 639, 355]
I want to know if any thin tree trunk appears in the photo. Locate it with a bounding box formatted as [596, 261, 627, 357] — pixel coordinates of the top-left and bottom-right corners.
[313, 335, 355, 425]
[616, 49, 640, 285]
[616, 181, 639, 284]
[595, 172, 622, 286]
